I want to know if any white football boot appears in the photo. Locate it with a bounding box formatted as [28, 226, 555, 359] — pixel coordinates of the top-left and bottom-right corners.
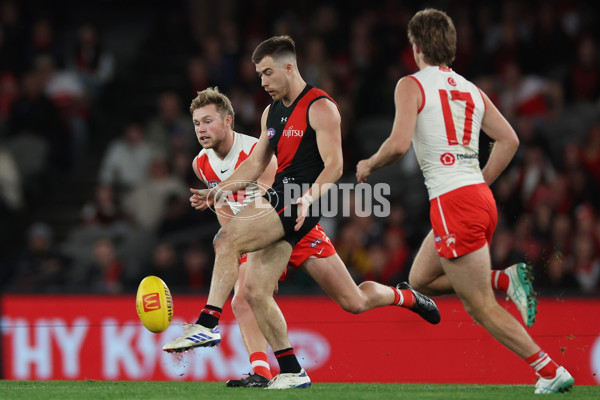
[534, 367, 574, 394]
[505, 263, 538, 327]
[266, 369, 311, 389]
[162, 323, 221, 353]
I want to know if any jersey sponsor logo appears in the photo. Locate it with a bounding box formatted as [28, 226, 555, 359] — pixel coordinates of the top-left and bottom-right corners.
[448, 77, 457, 86]
[310, 238, 322, 248]
[440, 152, 456, 166]
[220, 168, 228, 173]
[282, 125, 304, 138]
[207, 180, 219, 188]
[456, 153, 478, 161]
[281, 117, 288, 123]
[267, 128, 276, 139]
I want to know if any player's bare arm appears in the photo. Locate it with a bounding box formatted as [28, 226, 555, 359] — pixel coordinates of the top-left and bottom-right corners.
[295, 97, 343, 230]
[356, 77, 420, 182]
[189, 156, 211, 210]
[479, 92, 520, 186]
[217, 106, 274, 188]
[256, 153, 277, 194]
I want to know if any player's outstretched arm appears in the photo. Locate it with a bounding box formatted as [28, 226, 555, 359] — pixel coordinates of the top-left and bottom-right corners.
[256, 153, 277, 194]
[210, 106, 275, 198]
[356, 77, 419, 182]
[479, 91, 520, 186]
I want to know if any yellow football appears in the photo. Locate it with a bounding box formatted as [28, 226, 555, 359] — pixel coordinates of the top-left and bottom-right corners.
[136, 276, 174, 333]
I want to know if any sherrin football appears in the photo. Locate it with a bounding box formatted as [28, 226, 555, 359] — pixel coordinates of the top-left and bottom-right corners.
[136, 276, 174, 333]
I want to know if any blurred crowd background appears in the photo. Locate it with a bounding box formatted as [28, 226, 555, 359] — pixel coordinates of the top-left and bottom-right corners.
[0, 0, 599, 296]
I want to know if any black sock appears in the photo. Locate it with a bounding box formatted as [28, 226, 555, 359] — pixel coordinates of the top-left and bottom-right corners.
[274, 347, 302, 374]
[195, 305, 222, 329]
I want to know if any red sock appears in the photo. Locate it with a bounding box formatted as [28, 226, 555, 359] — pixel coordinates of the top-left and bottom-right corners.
[526, 350, 559, 379]
[391, 287, 416, 308]
[491, 270, 509, 292]
[250, 352, 272, 379]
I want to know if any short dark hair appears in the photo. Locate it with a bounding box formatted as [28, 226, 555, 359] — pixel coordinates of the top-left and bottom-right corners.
[251, 35, 296, 64]
[408, 9, 456, 67]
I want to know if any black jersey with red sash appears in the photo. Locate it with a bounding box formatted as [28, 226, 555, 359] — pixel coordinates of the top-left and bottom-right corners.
[266, 85, 336, 192]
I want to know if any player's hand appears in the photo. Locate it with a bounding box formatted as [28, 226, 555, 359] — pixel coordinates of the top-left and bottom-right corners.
[294, 196, 309, 231]
[189, 188, 213, 211]
[356, 159, 372, 183]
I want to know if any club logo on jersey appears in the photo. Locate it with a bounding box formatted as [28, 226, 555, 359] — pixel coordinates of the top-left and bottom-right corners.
[440, 152, 456, 166]
[310, 238, 322, 248]
[282, 125, 304, 138]
[443, 233, 456, 250]
[207, 180, 219, 188]
[267, 128, 276, 139]
[448, 77, 457, 86]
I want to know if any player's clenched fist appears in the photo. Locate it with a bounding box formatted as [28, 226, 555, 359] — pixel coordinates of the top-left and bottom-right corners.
[189, 188, 212, 210]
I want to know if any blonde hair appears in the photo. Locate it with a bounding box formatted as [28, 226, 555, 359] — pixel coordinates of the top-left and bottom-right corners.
[408, 9, 456, 67]
[190, 87, 235, 129]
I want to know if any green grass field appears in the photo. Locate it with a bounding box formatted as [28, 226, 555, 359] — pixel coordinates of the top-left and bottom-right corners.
[0, 381, 599, 400]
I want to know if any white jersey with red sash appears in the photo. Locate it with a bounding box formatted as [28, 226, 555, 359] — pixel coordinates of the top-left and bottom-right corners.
[193, 131, 259, 214]
[409, 66, 486, 199]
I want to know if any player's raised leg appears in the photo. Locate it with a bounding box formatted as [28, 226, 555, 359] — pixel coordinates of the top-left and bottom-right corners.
[207, 197, 285, 308]
[440, 244, 573, 393]
[410, 231, 537, 326]
[244, 241, 311, 389]
[163, 198, 285, 353]
[303, 253, 440, 324]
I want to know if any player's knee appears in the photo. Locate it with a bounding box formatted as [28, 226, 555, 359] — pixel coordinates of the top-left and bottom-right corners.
[213, 229, 226, 249]
[409, 278, 426, 293]
[408, 270, 431, 293]
[242, 281, 262, 308]
[213, 229, 234, 253]
[340, 300, 365, 314]
[337, 290, 368, 314]
[231, 292, 251, 319]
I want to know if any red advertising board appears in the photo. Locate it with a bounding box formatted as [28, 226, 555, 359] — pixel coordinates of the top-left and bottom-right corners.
[1, 294, 599, 385]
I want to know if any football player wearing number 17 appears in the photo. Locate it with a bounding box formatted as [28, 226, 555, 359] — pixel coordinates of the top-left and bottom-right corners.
[356, 9, 573, 395]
